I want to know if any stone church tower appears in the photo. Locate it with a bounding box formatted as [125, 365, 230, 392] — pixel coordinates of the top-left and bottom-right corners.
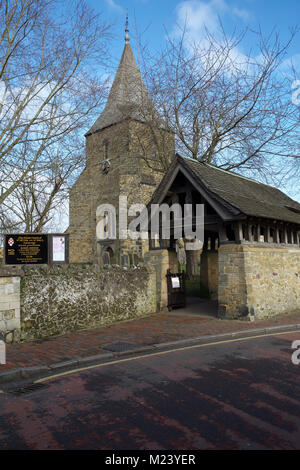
[69, 18, 175, 265]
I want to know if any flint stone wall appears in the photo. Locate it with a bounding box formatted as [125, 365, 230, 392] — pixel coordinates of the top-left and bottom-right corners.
[0, 264, 156, 342]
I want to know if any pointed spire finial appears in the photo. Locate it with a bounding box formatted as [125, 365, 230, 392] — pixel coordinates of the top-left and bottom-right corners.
[125, 9, 129, 44]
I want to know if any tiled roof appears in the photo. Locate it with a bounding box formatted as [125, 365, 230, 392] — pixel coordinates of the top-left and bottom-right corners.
[180, 156, 300, 224]
[151, 154, 300, 225]
[87, 43, 159, 134]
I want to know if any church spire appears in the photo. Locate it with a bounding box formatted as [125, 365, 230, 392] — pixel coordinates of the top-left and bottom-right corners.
[125, 10, 129, 44]
[87, 12, 161, 135]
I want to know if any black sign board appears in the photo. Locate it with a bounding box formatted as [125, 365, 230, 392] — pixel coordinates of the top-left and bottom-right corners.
[166, 269, 186, 311]
[5, 234, 48, 265]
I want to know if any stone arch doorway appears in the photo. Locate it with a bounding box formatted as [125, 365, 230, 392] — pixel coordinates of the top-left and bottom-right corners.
[102, 246, 114, 265]
[178, 231, 219, 318]
[106, 247, 114, 259]
[147, 161, 222, 316]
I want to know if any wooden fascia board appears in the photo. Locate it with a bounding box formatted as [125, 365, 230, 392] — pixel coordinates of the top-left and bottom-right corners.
[177, 163, 242, 221]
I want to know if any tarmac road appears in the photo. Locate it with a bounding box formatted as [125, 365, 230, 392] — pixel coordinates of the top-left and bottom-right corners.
[0, 330, 299, 450]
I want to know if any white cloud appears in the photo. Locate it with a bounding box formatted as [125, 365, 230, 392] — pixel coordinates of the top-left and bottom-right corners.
[232, 7, 252, 21]
[174, 0, 227, 39]
[105, 0, 124, 13]
[172, 0, 254, 72]
[173, 0, 252, 40]
[279, 53, 300, 78]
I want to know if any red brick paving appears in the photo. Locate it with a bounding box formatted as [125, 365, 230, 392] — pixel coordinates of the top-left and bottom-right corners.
[1, 308, 300, 372]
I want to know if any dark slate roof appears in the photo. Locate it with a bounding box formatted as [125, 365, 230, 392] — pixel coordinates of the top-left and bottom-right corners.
[87, 43, 160, 135]
[152, 154, 300, 225]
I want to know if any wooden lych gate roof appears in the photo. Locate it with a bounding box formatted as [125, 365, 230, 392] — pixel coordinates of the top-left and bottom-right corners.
[150, 154, 300, 225]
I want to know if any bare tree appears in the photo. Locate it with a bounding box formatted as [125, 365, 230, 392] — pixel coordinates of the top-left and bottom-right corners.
[136, 22, 300, 278]
[0, 0, 111, 223]
[1, 129, 85, 233]
[141, 23, 300, 182]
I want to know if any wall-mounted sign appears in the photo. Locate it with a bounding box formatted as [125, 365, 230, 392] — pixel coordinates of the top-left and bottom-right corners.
[52, 236, 66, 262]
[4, 234, 48, 265]
[4, 234, 69, 265]
[171, 276, 180, 289]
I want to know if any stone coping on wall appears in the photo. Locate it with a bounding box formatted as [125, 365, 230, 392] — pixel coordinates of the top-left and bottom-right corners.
[220, 241, 300, 248]
[0, 262, 144, 277]
[0, 266, 24, 277]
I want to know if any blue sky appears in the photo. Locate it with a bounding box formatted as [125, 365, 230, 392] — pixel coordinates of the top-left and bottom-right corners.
[88, 0, 300, 68]
[85, 0, 300, 201]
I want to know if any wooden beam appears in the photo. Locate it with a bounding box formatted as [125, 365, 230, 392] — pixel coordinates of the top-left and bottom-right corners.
[204, 215, 221, 225]
[274, 226, 280, 244]
[234, 221, 244, 242]
[266, 225, 271, 243]
[255, 223, 260, 242]
[169, 185, 193, 195]
[283, 226, 288, 244]
[218, 223, 228, 243]
[247, 223, 252, 241]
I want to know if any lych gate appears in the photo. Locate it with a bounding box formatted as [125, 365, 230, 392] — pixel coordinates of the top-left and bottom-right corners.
[146, 154, 300, 320]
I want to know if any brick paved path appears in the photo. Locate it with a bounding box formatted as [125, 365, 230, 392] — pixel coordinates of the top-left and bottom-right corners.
[1, 308, 300, 373]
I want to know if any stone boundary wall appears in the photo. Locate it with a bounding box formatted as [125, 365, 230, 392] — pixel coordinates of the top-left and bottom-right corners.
[218, 245, 248, 318]
[144, 249, 179, 311]
[0, 274, 21, 342]
[218, 244, 300, 319]
[200, 251, 219, 300]
[243, 245, 300, 319]
[0, 264, 156, 342]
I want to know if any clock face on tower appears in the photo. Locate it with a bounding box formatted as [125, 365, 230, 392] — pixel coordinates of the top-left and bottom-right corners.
[101, 159, 110, 174]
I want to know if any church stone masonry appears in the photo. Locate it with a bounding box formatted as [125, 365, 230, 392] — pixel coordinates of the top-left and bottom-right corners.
[69, 22, 174, 266]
